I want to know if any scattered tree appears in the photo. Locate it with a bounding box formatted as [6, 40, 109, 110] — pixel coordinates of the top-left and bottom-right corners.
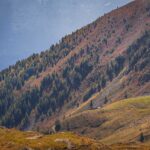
[90, 100, 93, 109]
[139, 132, 144, 143]
[104, 96, 108, 104]
[55, 120, 61, 132]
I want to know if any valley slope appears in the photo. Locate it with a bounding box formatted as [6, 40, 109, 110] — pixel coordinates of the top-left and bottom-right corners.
[1, 96, 150, 150]
[62, 96, 150, 144]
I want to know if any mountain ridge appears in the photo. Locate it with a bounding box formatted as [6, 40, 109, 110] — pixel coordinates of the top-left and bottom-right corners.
[0, 0, 149, 133]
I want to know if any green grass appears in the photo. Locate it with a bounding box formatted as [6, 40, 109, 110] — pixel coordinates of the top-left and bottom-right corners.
[105, 96, 150, 110]
[62, 96, 150, 145]
[0, 128, 110, 150]
[1, 127, 149, 150]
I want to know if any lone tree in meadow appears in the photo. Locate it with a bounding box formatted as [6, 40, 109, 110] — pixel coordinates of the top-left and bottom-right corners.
[139, 132, 144, 143]
[104, 96, 108, 104]
[90, 100, 93, 109]
[124, 92, 128, 99]
[55, 120, 61, 132]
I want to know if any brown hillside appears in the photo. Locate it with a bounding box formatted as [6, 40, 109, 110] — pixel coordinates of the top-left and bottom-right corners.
[36, 0, 150, 129]
[0, 0, 149, 130]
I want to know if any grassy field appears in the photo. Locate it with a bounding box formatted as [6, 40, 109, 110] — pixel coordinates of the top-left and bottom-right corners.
[1, 127, 150, 150]
[62, 96, 150, 145]
[0, 127, 110, 150]
[1, 96, 150, 150]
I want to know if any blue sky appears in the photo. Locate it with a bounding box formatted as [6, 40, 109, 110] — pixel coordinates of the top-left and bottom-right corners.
[0, 0, 132, 70]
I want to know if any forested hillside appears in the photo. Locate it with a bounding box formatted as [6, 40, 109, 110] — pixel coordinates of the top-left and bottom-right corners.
[0, 0, 149, 130]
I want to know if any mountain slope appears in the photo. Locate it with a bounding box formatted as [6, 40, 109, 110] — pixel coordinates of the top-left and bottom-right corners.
[0, 0, 149, 130]
[61, 96, 150, 144]
[1, 97, 150, 150]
